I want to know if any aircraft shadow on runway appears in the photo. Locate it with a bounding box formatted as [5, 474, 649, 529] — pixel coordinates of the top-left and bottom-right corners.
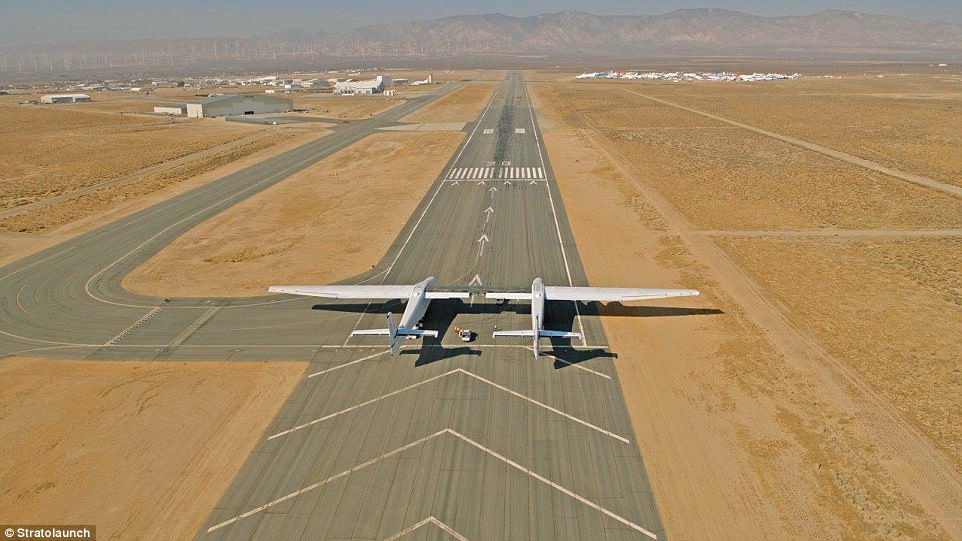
[310, 298, 721, 365]
[596, 302, 724, 318]
[311, 299, 724, 369]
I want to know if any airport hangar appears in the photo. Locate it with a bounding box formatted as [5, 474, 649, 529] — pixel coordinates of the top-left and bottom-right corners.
[183, 93, 293, 118]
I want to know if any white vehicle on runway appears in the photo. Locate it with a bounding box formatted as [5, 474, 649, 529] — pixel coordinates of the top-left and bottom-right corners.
[486, 277, 699, 357]
[269, 276, 468, 356]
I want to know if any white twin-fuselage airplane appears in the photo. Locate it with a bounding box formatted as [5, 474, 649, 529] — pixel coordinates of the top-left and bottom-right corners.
[268, 277, 698, 357]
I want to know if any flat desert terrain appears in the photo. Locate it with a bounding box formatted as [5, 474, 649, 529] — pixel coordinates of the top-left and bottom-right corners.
[124, 131, 464, 297]
[0, 357, 305, 540]
[292, 93, 403, 119]
[401, 81, 496, 123]
[532, 71, 961, 539]
[0, 91, 331, 264]
[636, 74, 962, 188]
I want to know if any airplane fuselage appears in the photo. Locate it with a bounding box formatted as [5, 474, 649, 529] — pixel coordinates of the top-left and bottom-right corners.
[398, 276, 435, 330]
[531, 277, 545, 333]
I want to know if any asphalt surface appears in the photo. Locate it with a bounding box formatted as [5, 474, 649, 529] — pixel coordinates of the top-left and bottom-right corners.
[0, 73, 666, 540]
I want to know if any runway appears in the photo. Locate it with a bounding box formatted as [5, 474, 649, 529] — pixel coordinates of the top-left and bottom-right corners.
[0, 73, 666, 539]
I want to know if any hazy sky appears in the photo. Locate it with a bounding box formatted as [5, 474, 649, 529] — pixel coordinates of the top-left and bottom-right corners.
[2, 0, 961, 46]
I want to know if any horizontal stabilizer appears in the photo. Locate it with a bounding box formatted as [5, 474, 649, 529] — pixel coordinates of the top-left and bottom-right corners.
[493, 330, 536, 337]
[398, 329, 439, 338]
[350, 328, 391, 336]
[485, 292, 534, 300]
[425, 291, 471, 299]
[538, 329, 582, 339]
[351, 328, 438, 338]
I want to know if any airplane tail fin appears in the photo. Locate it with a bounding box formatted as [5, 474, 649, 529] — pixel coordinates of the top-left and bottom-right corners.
[387, 312, 401, 356]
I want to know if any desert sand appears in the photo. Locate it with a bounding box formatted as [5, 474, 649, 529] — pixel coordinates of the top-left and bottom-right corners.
[0, 103, 266, 213]
[0, 357, 306, 540]
[532, 74, 961, 539]
[124, 131, 464, 297]
[401, 81, 496, 123]
[0, 128, 330, 267]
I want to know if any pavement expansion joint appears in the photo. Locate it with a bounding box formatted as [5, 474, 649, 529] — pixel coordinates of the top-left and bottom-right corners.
[207, 428, 657, 539]
[269, 367, 630, 443]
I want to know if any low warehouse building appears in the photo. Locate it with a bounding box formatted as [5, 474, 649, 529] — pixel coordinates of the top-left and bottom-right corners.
[41, 93, 91, 104]
[185, 93, 292, 118]
[154, 104, 187, 115]
[333, 75, 391, 95]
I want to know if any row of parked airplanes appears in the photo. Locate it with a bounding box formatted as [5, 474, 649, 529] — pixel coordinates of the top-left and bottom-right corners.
[269, 277, 699, 358]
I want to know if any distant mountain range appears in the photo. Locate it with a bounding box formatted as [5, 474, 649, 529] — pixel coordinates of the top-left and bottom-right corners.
[2, 9, 961, 79]
[322, 9, 962, 57]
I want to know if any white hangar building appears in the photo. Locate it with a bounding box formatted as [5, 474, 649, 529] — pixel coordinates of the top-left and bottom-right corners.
[41, 93, 91, 104]
[185, 93, 293, 118]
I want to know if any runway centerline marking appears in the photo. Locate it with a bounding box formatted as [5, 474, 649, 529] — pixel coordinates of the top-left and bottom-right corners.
[208, 429, 655, 538]
[269, 367, 629, 443]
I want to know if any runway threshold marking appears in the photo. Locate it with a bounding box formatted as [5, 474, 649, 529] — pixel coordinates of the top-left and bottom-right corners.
[383, 516, 470, 541]
[208, 429, 655, 538]
[268, 368, 629, 443]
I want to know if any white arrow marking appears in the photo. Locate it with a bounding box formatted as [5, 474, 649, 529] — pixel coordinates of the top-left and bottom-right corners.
[503, 180, 512, 186]
[529, 180, 537, 185]
[477, 233, 490, 257]
[483, 206, 495, 223]
[488, 186, 498, 194]
[478, 180, 486, 186]
[469, 274, 483, 286]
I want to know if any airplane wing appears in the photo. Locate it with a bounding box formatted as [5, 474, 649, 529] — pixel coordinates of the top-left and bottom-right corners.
[268, 285, 470, 300]
[543, 286, 699, 302]
[268, 285, 416, 299]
